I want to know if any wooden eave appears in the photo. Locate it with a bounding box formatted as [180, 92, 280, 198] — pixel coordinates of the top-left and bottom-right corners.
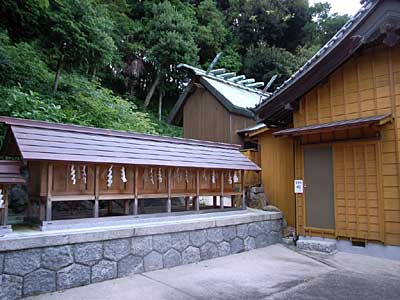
[273, 114, 392, 138]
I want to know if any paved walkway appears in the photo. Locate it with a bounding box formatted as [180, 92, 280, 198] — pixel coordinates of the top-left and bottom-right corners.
[26, 244, 400, 300]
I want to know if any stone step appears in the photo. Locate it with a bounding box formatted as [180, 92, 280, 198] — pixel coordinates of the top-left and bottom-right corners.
[296, 239, 337, 253]
[281, 237, 295, 246]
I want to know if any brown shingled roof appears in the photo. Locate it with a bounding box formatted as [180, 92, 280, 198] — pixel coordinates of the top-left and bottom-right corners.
[0, 117, 260, 171]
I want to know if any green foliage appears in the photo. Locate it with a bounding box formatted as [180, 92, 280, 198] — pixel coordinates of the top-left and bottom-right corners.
[44, 0, 117, 70]
[146, 1, 198, 72]
[0, 34, 52, 90]
[195, 0, 228, 67]
[243, 45, 300, 88]
[0, 0, 351, 141]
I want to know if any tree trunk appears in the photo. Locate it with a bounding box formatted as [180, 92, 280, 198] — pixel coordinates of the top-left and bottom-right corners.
[144, 73, 161, 109]
[53, 52, 65, 93]
[158, 90, 164, 121]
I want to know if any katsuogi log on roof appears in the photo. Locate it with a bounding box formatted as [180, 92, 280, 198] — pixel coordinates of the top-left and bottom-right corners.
[0, 116, 260, 171]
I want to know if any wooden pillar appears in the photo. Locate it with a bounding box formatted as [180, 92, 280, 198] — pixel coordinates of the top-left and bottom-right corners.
[108, 201, 113, 215]
[241, 170, 246, 209]
[94, 165, 100, 218]
[220, 170, 224, 209]
[0, 185, 8, 226]
[167, 168, 172, 213]
[134, 167, 138, 215]
[185, 197, 189, 211]
[213, 196, 217, 208]
[195, 169, 200, 211]
[124, 199, 130, 215]
[46, 163, 53, 221]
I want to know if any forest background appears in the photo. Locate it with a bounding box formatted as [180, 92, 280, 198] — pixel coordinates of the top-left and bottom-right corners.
[0, 0, 349, 138]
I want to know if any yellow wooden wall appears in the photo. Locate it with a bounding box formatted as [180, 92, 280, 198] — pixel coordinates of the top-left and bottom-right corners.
[259, 131, 295, 226]
[293, 45, 400, 245]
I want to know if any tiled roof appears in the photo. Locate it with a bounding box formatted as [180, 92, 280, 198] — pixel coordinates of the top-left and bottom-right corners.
[168, 64, 270, 123]
[0, 117, 261, 171]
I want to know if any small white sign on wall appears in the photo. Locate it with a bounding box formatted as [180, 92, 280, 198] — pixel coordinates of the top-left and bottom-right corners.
[294, 180, 303, 194]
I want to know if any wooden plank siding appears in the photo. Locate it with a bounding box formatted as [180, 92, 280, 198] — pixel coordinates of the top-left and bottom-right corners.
[293, 45, 400, 245]
[259, 132, 295, 227]
[183, 87, 255, 145]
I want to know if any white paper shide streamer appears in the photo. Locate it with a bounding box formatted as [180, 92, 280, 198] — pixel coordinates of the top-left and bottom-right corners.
[233, 171, 239, 183]
[0, 189, 4, 208]
[158, 168, 163, 184]
[211, 170, 216, 184]
[107, 165, 113, 187]
[70, 165, 77, 185]
[228, 172, 233, 185]
[81, 165, 87, 184]
[185, 169, 189, 184]
[149, 168, 155, 185]
[121, 166, 127, 183]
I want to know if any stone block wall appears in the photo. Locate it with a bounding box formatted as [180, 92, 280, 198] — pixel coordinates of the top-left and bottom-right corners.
[0, 217, 281, 300]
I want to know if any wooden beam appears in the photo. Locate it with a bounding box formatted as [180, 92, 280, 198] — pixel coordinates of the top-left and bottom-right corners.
[46, 163, 53, 221]
[220, 171, 224, 209]
[241, 170, 246, 209]
[94, 165, 100, 218]
[195, 169, 200, 211]
[134, 167, 138, 215]
[167, 168, 172, 213]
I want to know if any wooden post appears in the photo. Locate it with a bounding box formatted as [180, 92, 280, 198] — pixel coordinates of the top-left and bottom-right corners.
[134, 167, 138, 215]
[220, 170, 224, 209]
[185, 197, 189, 211]
[124, 199, 130, 215]
[195, 169, 200, 211]
[213, 196, 217, 208]
[3, 186, 8, 226]
[1, 185, 8, 226]
[241, 170, 246, 209]
[167, 168, 172, 213]
[94, 165, 100, 218]
[46, 163, 53, 221]
[108, 201, 113, 216]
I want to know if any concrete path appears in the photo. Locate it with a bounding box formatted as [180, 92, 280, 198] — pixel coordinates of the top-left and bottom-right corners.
[26, 244, 400, 300]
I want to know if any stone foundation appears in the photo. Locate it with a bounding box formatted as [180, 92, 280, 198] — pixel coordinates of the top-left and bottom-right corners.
[0, 210, 282, 299]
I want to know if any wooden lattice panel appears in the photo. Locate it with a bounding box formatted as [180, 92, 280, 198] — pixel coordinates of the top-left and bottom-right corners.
[333, 142, 383, 242]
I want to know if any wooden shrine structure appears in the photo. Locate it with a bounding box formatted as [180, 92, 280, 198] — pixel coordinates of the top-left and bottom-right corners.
[0, 117, 260, 228]
[0, 160, 25, 232]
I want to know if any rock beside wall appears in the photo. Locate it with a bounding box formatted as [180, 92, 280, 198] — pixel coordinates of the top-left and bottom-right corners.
[246, 186, 268, 209]
[0, 218, 282, 300]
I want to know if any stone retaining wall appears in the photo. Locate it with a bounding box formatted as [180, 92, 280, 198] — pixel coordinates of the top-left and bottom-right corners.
[0, 211, 282, 300]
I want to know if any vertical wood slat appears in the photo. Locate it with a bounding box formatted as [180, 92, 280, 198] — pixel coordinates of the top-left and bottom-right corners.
[134, 167, 138, 215]
[194, 169, 200, 211]
[375, 142, 385, 243]
[46, 163, 53, 221]
[220, 171, 224, 209]
[94, 165, 100, 218]
[364, 145, 370, 240]
[167, 168, 172, 213]
[352, 146, 359, 238]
